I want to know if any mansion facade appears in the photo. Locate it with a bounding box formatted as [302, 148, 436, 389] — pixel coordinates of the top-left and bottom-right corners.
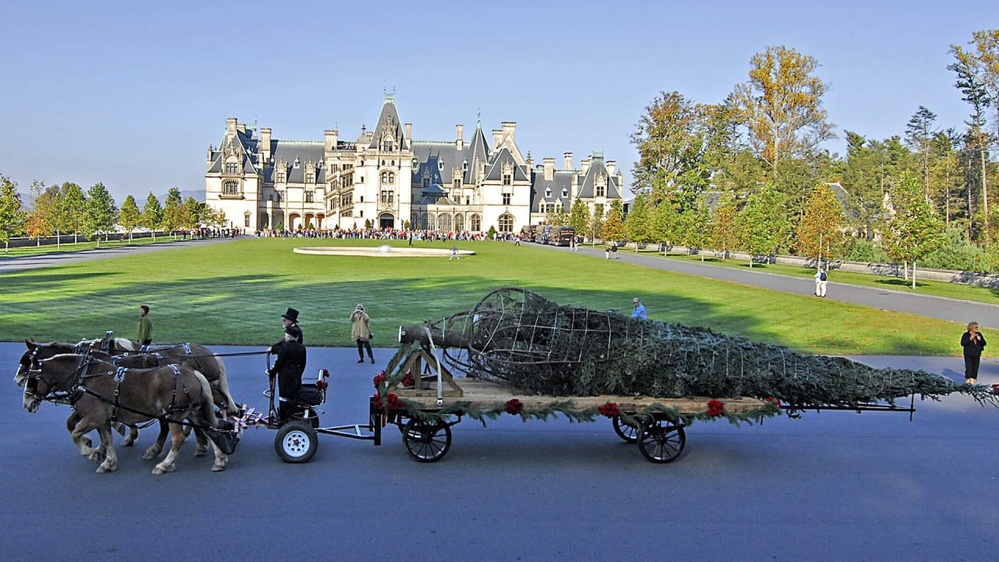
[205, 94, 626, 234]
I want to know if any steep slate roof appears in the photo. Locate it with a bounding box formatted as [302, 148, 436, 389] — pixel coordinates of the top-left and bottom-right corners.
[530, 168, 575, 211]
[576, 156, 623, 199]
[208, 127, 259, 175]
[483, 147, 530, 182]
[369, 95, 407, 151]
[271, 141, 326, 184]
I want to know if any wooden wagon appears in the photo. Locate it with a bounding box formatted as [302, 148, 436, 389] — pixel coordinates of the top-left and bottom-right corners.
[371, 346, 778, 464]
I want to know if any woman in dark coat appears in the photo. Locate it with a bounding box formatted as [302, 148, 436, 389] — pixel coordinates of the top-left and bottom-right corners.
[961, 321, 987, 384]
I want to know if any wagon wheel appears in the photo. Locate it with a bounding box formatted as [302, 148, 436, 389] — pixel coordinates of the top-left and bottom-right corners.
[275, 421, 318, 463]
[637, 418, 686, 463]
[402, 418, 452, 463]
[612, 416, 638, 443]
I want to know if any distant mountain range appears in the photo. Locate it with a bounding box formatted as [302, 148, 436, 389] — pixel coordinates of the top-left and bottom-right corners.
[16, 189, 205, 210]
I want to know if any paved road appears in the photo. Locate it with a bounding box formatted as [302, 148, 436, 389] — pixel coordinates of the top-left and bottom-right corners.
[0, 236, 242, 274]
[2, 344, 998, 560]
[571, 244, 999, 329]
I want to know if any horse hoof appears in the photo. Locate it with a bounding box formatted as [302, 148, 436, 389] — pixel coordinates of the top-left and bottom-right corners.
[195, 445, 208, 457]
[153, 463, 176, 474]
[211, 464, 225, 472]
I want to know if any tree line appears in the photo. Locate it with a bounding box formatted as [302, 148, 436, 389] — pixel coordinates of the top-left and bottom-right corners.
[0, 178, 226, 253]
[549, 30, 999, 285]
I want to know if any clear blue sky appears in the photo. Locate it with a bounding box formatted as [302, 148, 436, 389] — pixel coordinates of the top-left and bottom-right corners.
[1, 0, 995, 204]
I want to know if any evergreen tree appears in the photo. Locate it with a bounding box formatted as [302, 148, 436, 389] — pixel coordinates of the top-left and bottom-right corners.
[904, 106, 939, 203]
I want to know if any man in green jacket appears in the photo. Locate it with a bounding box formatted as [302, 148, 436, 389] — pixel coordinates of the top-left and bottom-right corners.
[137, 305, 153, 347]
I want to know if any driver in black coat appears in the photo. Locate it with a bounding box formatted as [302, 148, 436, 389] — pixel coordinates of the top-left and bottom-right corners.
[268, 324, 307, 422]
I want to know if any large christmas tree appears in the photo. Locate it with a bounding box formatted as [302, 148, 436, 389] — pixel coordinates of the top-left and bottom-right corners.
[397, 288, 997, 410]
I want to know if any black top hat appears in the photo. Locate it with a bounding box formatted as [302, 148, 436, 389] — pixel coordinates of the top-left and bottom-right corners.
[282, 307, 299, 323]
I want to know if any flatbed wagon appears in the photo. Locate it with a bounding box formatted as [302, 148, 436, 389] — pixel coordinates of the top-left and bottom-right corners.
[376, 374, 773, 463]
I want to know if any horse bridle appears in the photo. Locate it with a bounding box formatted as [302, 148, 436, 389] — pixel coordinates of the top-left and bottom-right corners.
[24, 350, 92, 406]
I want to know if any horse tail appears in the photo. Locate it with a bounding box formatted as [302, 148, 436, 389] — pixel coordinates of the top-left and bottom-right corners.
[191, 371, 219, 428]
[211, 354, 239, 413]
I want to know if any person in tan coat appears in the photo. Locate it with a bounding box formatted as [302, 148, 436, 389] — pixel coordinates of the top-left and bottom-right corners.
[350, 304, 374, 364]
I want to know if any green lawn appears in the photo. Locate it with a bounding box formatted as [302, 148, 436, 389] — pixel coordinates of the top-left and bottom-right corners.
[0, 237, 968, 355]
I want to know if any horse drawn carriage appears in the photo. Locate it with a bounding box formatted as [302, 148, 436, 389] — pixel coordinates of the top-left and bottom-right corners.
[14, 288, 999, 472]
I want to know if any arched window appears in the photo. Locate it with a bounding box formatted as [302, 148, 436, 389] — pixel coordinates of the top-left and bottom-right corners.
[470, 214, 482, 232]
[498, 213, 514, 233]
[222, 180, 239, 195]
[439, 214, 453, 232]
[454, 214, 464, 232]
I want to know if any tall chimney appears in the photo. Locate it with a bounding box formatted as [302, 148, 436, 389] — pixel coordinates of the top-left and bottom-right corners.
[324, 129, 336, 154]
[226, 117, 238, 135]
[502, 121, 516, 144]
[581, 156, 591, 176]
[563, 152, 573, 170]
[543, 158, 555, 182]
[492, 129, 503, 150]
[261, 128, 272, 163]
[607, 160, 616, 176]
[405, 123, 412, 145]
[456, 124, 464, 150]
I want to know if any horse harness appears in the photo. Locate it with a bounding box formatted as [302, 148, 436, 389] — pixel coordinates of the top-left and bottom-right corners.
[31, 352, 197, 424]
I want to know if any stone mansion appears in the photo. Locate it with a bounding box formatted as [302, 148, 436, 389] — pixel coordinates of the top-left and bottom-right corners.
[204, 94, 626, 234]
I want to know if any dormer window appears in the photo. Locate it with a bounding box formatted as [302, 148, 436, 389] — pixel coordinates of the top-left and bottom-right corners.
[561, 188, 569, 198]
[225, 162, 239, 175]
[462, 159, 468, 171]
[276, 170, 286, 183]
[438, 160, 444, 171]
[293, 158, 300, 169]
[306, 172, 314, 184]
[411, 158, 419, 170]
[545, 188, 552, 199]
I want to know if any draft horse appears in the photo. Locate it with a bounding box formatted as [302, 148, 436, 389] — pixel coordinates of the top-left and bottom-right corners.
[22, 352, 230, 474]
[15, 340, 211, 456]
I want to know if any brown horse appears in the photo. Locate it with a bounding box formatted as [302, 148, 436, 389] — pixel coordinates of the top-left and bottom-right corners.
[22, 352, 229, 474]
[15, 340, 211, 455]
[17, 338, 240, 415]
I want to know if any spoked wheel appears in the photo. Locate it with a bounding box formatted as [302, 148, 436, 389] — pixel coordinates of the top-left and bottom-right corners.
[275, 421, 318, 463]
[402, 418, 452, 463]
[612, 416, 638, 443]
[638, 418, 686, 463]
